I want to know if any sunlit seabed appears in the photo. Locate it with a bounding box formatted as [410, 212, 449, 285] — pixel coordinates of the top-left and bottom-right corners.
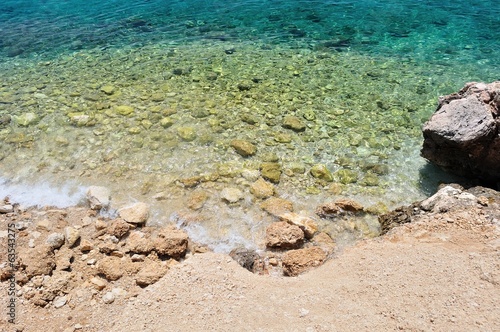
[0, 0, 498, 251]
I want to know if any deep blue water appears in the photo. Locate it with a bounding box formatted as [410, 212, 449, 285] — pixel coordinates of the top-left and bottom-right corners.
[1, 0, 499, 66]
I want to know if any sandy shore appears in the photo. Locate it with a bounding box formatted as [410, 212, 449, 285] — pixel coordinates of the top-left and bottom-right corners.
[1, 188, 499, 332]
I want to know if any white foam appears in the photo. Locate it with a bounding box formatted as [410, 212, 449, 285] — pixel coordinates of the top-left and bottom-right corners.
[0, 177, 86, 208]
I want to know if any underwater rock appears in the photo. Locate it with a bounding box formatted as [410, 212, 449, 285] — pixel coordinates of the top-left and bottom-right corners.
[333, 169, 358, 184]
[260, 162, 282, 183]
[250, 178, 275, 199]
[221, 187, 244, 203]
[282, 115, 306, 132]
[230, 139, 257, 157]
[15, 112, 40, 127]
[422, 81, 500, 182]
[260, 197, 294, 216]
[265, 221, 304, 249]
[114, 105, 134, 116]
[177, 127, 197, 141]
[316, 199, 364, 218]
[310, 164, 333, 182]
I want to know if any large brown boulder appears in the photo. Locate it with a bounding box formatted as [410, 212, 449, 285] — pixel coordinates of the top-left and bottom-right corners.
[421, 81, 500, 182]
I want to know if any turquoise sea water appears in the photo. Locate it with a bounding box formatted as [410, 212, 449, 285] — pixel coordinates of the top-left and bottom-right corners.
[0, 0, 498, 251]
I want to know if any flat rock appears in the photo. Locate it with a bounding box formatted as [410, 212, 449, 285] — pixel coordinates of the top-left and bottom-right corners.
[260, 197, 294, 217]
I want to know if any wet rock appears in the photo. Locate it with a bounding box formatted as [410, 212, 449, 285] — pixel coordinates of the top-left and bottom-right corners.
[230, 139, 257, 157]
[333, 169, 358, 184]
[241, 169, 260, 182]
[160, 117, 175, 128]
[118, 202, 150, 224]
[64, 227, 80, 247]
[97, 256, 124, 281]
[278, 212, 318, 239]
[282, 116, 306, 132]
[250, 178, 275, 199]
[221, 187, 244, 203]
[100, 85, 116, 95]
[310, 164, 333, 182]
[107, 219, 130, 238]
[187, 191, 209, 210]
[19, 245, 55, 278]
[422, 81, 500, 182]
[260, 197, 294, 216]
[153, 226, 188, 259]
[316, 199, 364, 218]
[260, 162, 282, 184]
[265, 221, 304, 249]
[15, 112, 40, 127]
[114, 105, 134, 116]
[86, 186, 111, 210]
[241, 113, 259, 125]
[282, 247, 327, 276]
[46, 233, 65, 249]
[177, 126, 197, 141]
[135, 261, 168, 287]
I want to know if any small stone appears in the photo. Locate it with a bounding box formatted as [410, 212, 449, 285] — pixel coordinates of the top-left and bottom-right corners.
[46, 233, 65, 249]
[90, 277, 107, 290]
[333, 169, 358, 184]
[97, 257, 123, 281]
[241, 169, 260, 182]
[95, 219, 107, 230]
[102, 292, 115, 304]
[53, 296, 67, 308]
[36, 219, 51, 231]
[86, 186, 111, 210]
[221, 187, 244, 203]
[230, 139, 257, 157]
[87, 259, 97, 265]
[250, 178, 275, 199]
[187, 191, 209, 210]
[64, 227, 80, 247]
[310, 164, 333, 182]
[153, 226, 189, 259]
[177, 127, 197, 141]
[0, 204, 13, 213]
[282, 116, 306, 132]
[159, 117, 174, 128]
[135, 262, 168, 287]
[80, 239, 93, 252]
[118, 202, 150, 224]
[131, 254, 145, 262]
[126, 231, 154, 254]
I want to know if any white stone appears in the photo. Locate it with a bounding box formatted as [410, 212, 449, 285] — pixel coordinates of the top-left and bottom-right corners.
[0, 204, 13, 213]
[102, 292, 115, 304]
[53, 295, 67, 308]
[86, 186, 111, 210]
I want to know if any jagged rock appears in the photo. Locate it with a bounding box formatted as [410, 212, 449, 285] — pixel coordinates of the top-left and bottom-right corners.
[265, 221, 304, 249]
[260, 162, 282, 184]
[282, 247, 327, 276]
[316, 199, 364, 218]
[153, 226, 188, 259]
[86, 186, 111, 210]
[107, 219, 130, 238]
[422, 81, 500, 182]
[278, 212, 318, 239]
[118, 202, 150, 224]
[311, 232, 336, 255]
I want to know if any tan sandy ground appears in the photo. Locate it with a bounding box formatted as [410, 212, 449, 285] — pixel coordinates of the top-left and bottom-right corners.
[1, 205, 499, 332]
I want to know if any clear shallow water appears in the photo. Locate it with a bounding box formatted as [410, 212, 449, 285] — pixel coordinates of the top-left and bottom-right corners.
[0, 0, 498, 251]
